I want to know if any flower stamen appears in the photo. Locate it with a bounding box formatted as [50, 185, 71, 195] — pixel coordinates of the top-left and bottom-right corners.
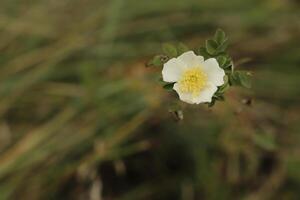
[179, 67, 207, 96]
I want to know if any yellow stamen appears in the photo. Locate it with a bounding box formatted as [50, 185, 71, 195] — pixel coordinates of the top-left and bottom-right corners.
[179, 67, 207, 96]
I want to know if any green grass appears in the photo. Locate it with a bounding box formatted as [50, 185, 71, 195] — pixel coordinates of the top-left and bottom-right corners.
[0, 0, 300, 199]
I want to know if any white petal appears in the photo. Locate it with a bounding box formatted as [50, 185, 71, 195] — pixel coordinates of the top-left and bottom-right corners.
[193, 83, 218, 104]
[202, 58, 225, 86]
[162, 58, 186, 82]
[177, 51, 204, 68]
[173, 83, 217, 104]
[173, 83, 218, 104]
[173, 83, 194, 104]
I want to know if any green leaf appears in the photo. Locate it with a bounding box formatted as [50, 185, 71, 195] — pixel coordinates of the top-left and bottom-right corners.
[206, 39, 218, 55]
[229, 71, 252, 88]
[223, 74, 229, 85]
[217, 55, 227, 67]
[151, 55, 163, 66]
[218, 84, 229, 94]
[217, 53, 232, 69]
[216, 39, 229, 53]
[214, 29, 226, 45]
[146, 56, 161, 67]
[213, 94, 225, 101]
[217, 75, 229, 93]
[223, 58, 232, 69]
[162, 43, 177, 58]
[163, 82, 175, 91]
[177, 42, 189, 55]
[229, 72, 239, 86]
[146, 55, 168, 67]
[238, 71, 252, 89]
[198, 47, 211, 59]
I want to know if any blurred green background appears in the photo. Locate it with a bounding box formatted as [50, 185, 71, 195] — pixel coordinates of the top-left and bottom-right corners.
[0, 0, 300, 199]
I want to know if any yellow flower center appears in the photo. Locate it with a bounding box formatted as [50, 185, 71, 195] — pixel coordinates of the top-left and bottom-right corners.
[179, 67, 207, 95]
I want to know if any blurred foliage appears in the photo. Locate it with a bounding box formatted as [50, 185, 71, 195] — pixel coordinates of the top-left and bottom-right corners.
[0, 0, 299, 200]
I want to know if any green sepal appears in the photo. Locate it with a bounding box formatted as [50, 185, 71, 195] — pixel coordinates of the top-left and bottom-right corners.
[163, 82, 175, 91]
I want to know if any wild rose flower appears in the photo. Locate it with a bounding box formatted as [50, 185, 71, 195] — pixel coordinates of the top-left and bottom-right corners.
[162, 51, 225, 104]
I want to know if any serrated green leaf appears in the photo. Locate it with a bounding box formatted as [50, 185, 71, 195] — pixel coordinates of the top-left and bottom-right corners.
[162, 43, 177, 58]
[214, 29, 226, 45]
[163, 82, 175, 91]
[177, 42, 189, 55]
[206, 39, 218, 55]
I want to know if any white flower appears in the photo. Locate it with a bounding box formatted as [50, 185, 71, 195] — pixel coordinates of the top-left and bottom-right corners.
[162, 51, 225, 104]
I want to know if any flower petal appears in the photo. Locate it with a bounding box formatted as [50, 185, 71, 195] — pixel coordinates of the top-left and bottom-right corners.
[193, 83, 218, 104]
[202, 58, 225, 86]
[173, 83, 194, 104]
[173, 83, 217, 104]
[162, 58, 186, 82]
[177, 51, 204, 68]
